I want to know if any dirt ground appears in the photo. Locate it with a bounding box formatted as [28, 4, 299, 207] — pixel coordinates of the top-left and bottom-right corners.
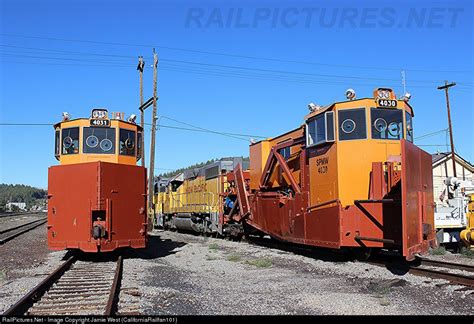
[0, 226, 472, 315]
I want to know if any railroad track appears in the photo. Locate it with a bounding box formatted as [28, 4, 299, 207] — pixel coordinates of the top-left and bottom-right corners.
[0, 218, 47, 244]
[244, 235, 474, 288]
[3, 255, 123, 315]
[409, 258, 474, 288]
[0, 212, 46, 218]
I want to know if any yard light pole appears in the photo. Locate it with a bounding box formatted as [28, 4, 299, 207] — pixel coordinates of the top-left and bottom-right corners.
[437, 81, 457, 178]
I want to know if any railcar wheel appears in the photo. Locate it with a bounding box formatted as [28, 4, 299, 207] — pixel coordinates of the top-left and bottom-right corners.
[353, 248, 372, 261]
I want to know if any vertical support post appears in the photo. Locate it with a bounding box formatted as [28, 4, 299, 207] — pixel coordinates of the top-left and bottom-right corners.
[437, 81, 457, 177]
[148, 49, 158, 228]
[137, 56, 145, 167]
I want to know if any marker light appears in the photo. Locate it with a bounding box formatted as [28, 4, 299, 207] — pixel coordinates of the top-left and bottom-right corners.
[307, 102, 321, 112]
[377, 89, 390, 99]
[345, 89, 356, 100]
[62, 112, 70, 121]
[128, 114, 137, 123]
[402, 92, 411, 102]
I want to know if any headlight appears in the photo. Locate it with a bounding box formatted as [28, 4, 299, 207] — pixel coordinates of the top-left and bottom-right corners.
[377, 89, 390, 99]
[345, 88, 356, 100]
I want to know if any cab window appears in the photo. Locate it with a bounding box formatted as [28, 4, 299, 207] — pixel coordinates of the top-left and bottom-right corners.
[55, 130, 60, 159]
[306, 111, 334, 147]
[371, 108, 403, 140]
[62, 127, 79, 155]
[136, 132, 142, 160]
[83, 127, 116, 154]
[279, 147, 290, 160]
[338, 108, 366, 141]
[406, 112, 413, 142]
[119, 129, 136, 156]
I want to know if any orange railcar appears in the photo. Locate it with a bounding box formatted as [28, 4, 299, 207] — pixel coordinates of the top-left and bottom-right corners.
[47, 109, 147, 252]
[226, 88, 435, 260]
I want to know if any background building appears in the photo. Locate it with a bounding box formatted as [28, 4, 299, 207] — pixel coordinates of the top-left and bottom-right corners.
[432, 152, 473, 205]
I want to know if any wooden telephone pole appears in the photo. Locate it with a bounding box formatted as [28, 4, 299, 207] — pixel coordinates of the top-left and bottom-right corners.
[148, 49, 158, 218]
[137, 56, 145, 167]
[437, 81, 457, 177]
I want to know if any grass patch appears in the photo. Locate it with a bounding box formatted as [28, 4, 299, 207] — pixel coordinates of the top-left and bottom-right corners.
[430, 246, 446, 255]
[208, 243, 219, 251]
[206, 255, 219, 261]
[379, 297, 390, 306]
[245, 258, 272, 268]
[378, 285, 391, 295]
[460, 247, 474, 259]
[227, 253, 242, 262]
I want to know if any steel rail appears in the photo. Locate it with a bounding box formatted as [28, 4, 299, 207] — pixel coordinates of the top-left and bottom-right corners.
[3, 255, 124, 316]
[2, 255, 77, 316]
[247, 236, 474, 287]
[408, 266, 474, 287]
[0, 217, 47, 235]
[0, 212, 46, 218]
[105, 255, 123, 315]
[367, 258, 474, 288]
[418, 258, 474, 273]
[0, 219, 47, 244]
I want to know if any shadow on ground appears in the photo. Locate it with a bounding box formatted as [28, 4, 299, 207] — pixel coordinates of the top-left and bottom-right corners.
[61, 234, 186, 262]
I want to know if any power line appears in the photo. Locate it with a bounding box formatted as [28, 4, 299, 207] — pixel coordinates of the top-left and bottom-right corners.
[2, 57, 468, 91]
[0, 44, 135, 59]
[0, 123, 54, 126]
[160, 116, 266, 139]
[1, 48, 472, 88]
[0, 50, 455, 85]
[0, 122, 260, 142]
[1, 33, 472, 74]
[414, 128, 448, 141]
[147, 123, 250, 142]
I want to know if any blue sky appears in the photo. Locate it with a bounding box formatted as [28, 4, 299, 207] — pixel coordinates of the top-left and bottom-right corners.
[0, 0, 472, 188]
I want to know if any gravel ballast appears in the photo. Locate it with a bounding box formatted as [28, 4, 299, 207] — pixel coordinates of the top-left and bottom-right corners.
[1, 226, 472, 315]
[120, 230, 473, 315]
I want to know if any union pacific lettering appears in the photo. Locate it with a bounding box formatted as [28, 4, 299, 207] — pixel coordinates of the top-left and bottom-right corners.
[185, 182, 207, 193]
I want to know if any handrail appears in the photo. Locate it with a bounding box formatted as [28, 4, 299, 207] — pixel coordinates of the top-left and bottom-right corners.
[307, 199, 339, 212]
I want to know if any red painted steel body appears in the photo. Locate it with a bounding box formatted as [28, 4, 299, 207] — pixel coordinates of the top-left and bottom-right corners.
[232, 140, 435, 261]
[47, 161, 147, 252]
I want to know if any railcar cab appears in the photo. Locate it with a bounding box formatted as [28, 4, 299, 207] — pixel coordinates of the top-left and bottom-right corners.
[304, 88, 414, 148]
[53, 108, 143, 166]
[303, 87, 415, 208]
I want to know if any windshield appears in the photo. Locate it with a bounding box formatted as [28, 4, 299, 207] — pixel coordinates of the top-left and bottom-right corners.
[406, 111, 413, 142]
[370, 108, 403, 140]
[83, 127, 116, 154]
[62, 127, 79, 155]
[338, 108, 367, 141]
[119, 129, 136, 156]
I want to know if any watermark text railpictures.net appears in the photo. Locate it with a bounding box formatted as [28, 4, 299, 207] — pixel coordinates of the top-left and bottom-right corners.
[185, 7, 464, 29]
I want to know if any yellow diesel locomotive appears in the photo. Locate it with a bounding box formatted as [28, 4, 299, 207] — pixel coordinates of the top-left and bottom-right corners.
[154, 158, 248, 234]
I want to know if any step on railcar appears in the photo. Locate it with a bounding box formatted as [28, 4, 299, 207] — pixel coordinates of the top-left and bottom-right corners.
[48, 109, 147, 252]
